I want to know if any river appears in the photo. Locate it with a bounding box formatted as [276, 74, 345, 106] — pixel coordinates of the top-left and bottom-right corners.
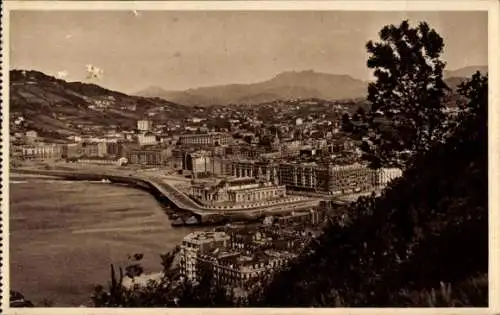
[9, 175, 204, 306]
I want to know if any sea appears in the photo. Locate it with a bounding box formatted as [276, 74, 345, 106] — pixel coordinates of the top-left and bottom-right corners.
[9, 174, 204, 307]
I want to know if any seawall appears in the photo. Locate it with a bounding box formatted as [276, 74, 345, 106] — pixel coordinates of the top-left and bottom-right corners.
[10, 168, 321, 225]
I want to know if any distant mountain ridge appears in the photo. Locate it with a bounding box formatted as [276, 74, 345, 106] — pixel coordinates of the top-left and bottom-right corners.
[137, 70, 369, 106]
[137, 66, 488, 106]
[444, 66, 488, 79]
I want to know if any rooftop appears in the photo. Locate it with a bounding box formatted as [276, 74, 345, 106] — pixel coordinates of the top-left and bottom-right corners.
[201, 248, 297, 269]
[183, 231, 230, 244]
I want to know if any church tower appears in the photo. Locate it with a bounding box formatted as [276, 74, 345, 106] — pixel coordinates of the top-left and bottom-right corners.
[271, 131, 280, 151]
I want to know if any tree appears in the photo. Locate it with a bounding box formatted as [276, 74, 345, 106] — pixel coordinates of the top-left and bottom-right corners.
[361, 20, 449, 169]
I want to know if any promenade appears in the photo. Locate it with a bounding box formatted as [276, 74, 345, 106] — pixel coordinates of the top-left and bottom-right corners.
[11, 167, 322, 223]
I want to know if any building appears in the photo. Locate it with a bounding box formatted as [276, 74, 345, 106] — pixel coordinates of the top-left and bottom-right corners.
[237, 146, 269, 159]
[197, 248, 297, 291]
[25, 130, 38, 144]
[230, 159, 278, 183]
[377, 167, 403, 188]
[106, 142, 125, 158]
[81, 142, 100, 157]
[230, 160, 378, 195]
[20, 144, 63, 160]
[279, 162, 320, 191]
[137, 120, 153, 131]
[178, 133, 231, 146]
[274, 209, 324, 226]
[77, 157, 128, 166]
[138, 132, 158, 146]
[127, 149, 168, 167]
[299, 147, 318, 157]
[62, 143, 83, 159]
[97, 142, 108, 157]
[179, 231, 231, 281]
[326, 163, 378, 194]
[183, 151, 232, 177]
[280, 140, 303, 157]
[190, 176, 286, 206]
[172, 148, 186, 170]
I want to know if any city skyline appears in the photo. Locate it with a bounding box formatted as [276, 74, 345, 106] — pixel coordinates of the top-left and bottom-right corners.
[10, 10, 488, 94]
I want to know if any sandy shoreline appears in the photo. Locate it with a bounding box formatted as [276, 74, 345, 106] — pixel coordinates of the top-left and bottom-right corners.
[10, 173, 60, 179]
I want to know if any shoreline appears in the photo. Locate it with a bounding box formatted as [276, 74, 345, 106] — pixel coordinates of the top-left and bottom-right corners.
[10, 168, 201, 227]
[9, 168, 324, 226]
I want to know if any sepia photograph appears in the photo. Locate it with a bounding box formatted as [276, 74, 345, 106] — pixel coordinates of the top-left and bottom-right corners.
[1, 1, 498, 313]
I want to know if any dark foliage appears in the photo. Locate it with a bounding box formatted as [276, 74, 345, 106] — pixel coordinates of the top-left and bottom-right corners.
[361, 20, 450, 168]
[251, 72, 488, 307]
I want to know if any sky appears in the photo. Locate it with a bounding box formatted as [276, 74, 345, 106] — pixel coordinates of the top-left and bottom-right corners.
[10, 10, 488, 94]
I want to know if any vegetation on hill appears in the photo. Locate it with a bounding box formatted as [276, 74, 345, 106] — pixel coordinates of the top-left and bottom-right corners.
[9, 70, 191, 139]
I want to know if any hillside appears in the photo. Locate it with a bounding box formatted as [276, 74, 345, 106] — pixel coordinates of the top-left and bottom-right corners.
[137, 70, 368, 106]
[9, 70, 191, 139]
[137, 66, 487, 106]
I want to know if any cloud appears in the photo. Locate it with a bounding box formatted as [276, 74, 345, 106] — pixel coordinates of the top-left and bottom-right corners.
[56, 70, 68, 79]
[86, 64, 104, 80]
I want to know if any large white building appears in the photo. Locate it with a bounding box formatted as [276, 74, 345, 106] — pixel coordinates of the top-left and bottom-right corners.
[19, 144, 63, 160]
[138, 132, 158, 146]
[378, 168, 403, 187]
[190, 176, 286, 206]
[137, 120, 153, 131]
[179, 231, 231, 281]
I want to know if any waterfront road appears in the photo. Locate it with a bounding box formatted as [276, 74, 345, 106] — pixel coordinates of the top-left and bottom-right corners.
[11, 167, 322, 217]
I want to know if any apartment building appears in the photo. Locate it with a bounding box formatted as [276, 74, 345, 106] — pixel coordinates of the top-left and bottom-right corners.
[178, 133, 231, 146]
[230, 159, 379, 195]
[179, 231, 231, 281]
[127, 149, 168, 167]
[20, 144, 63, 160]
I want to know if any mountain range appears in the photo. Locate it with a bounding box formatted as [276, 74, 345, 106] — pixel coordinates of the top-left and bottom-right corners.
[137, 66, 488, 106]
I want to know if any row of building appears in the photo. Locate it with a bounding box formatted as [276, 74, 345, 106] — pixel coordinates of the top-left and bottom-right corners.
[178, 151, 402, 195]
[11, 142, 173, 167]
